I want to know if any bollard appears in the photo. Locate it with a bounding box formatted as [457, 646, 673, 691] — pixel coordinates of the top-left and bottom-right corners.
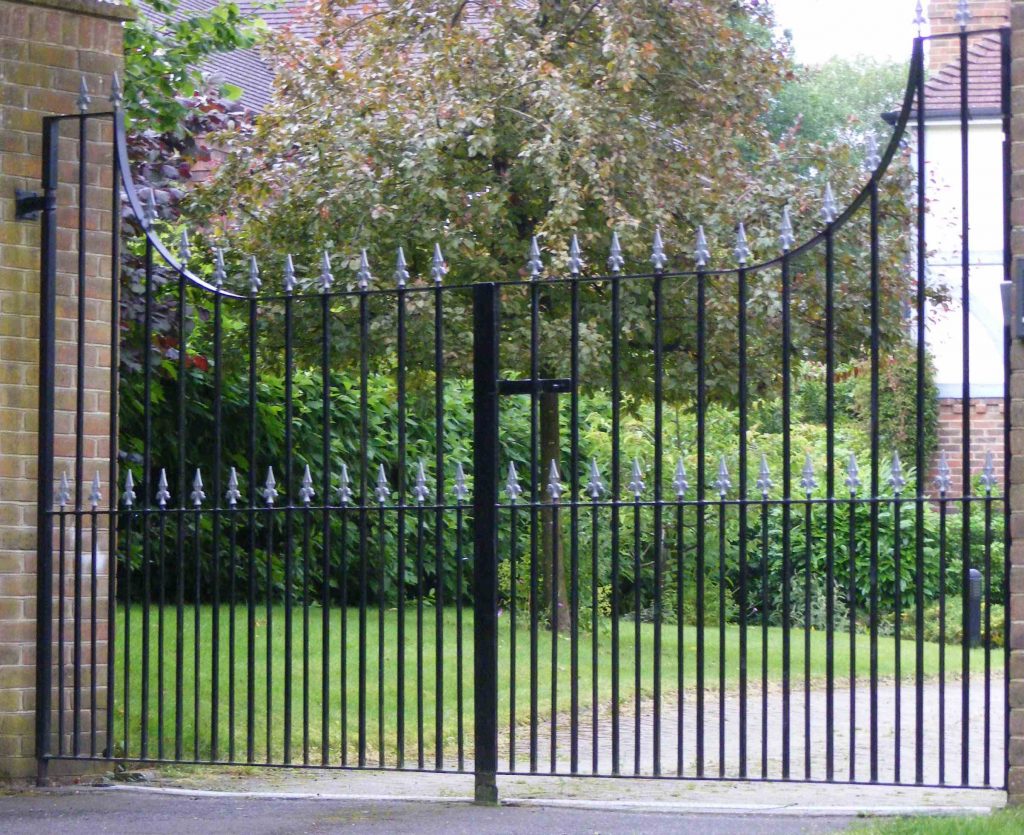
[966, 568, 983, 648]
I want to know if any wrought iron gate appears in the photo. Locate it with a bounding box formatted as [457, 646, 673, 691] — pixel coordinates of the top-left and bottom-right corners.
[34, 30, 1011, 797]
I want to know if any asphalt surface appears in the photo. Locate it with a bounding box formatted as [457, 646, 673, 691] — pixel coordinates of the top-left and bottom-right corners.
[0, 789, 859, 834]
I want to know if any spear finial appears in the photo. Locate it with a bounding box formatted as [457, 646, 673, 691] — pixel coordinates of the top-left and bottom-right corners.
[779, 207, 795, 252]
[800, 453, 817, 493]
[262, 466, 277, 505]
[628, 458, 645, 498]
[673, 458, 689, 499]
[547, 460, 563, 501]
[821, 182, 838, 224]
[650, 228, 668, 273]
[179, 229, 191, 263]
[526, 236, 543, 279]
[356, 249, 372, 290]
[845, 453, 861, 493]
[607, 232, 624, 274]
[226, 467, 242, 506]
[955, 0, 970, 28]
[191, 468, 206, 507]
[122, 470, 136, 508]
[934, 452, 951, 495]
[913, 0, 926, 31]
[568, 234, 584, 276]
[76, 76, 91, 113]
[412, 460, 429, 504]
[143, 189, 158, 225]
[336, 463, 353, 505]
[453, 461, 469, 502]
[156, 468, 171, 507]
[756, 454, 772, 497]
[865, 133, 881, 172]
[980, 450, 998, 494]
[506, 461, 523, 502]
[394, 247, 409, 288]
[376, 463, 392, 504]
[89, 471, 103, 509]
[890, 451, 906, 493]
[299, 464, 315, 505]
[431, 243, 447, 284]
[110, 73, 123, 109]
[283, 253, 296, 293]
[694, 226, 710, 268]
[586, 458, 605, 499]
[213, 248, 227, 288]
[248, 255, 261, 294]
[320, 250, 333, 292]
[734, 223, 751, 265]
[715, 456, 731, 497]
[57, 471, 71, 508]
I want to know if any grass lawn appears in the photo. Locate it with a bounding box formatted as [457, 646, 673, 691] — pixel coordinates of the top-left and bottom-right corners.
[114, 604, 999, 766]
[853, 809, 1023, 834]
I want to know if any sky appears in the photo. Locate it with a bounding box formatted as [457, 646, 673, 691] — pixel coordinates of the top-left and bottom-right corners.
[770, 0, 920, 65]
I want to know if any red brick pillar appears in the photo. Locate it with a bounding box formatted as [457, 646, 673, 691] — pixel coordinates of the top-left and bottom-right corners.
[0, 0, 133, 780]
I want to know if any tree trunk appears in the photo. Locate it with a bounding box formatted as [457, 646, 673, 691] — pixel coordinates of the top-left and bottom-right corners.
[540, 390, 569, 633]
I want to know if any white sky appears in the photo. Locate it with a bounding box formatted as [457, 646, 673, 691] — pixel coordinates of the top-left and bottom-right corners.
[771, 0, 920, 65]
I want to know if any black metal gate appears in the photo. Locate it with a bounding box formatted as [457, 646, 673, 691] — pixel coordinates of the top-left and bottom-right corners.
[33, 29, 1011, 797]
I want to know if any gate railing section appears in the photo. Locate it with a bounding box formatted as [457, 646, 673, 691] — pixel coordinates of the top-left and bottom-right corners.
[35, 27, 1010, 791]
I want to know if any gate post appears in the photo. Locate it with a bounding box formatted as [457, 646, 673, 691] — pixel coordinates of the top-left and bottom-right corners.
[472, 282, 500, 804]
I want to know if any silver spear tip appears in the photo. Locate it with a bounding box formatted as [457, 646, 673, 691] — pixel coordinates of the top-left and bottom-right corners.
[756, 454, 772, 496]
[821, 182, 838, 224]
[263, 466, 277, 505]
[779, 207, 795, 252]
[156, 468, 171, 507]
[587, 457, 605, 499]
[283, 253, 296, 293]
[412, 460, 429, 504]
[650, 228, 668, 272]
[57, 471, 71, 508]
[89, 471, 103, 508]
[226, 467, 242, 506]
[453, 461, 469, 502]
[734, 223, 750, 265]
[527, 236, 543, 279]
[431, 243, 447, 283]
[607, 231, 624, 274]
[299, 464, 315, 505]
[629, 458, 646, 498]
[319, 249, 333, 291]
[248, 255, 262, 294]
[356, 249, 372, 290]
[191, 468, 206, 507]
[547, 459, 563, 501]
[110, 73, 123, 108]
[694, 226, 710, 268]
[673, 458, 689, 499]
[394, 246, 409, 288]
[76, 76, 91, 113]
[568, 234, 584, 276]
[506, 461, 523, 501]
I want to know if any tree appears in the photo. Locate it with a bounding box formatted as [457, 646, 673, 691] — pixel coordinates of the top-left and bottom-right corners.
[192, 0, 932, 629]
[765, 54, 907, 144]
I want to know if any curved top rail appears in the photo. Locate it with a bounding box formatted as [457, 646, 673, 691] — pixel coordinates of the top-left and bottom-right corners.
[114, 111, 245, 300]
[112, 35, 934, 293]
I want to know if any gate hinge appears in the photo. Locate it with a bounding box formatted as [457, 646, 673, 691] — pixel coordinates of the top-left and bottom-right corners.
[498, 378, 574, 395]
[14, 189, 46, 221]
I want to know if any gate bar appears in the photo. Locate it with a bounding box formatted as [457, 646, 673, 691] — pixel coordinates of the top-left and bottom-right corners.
[473, 282, 500, 804]
[35, 115, 59, 785]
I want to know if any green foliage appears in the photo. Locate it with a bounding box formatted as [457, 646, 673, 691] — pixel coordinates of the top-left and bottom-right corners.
[123, 0, 266, 131]
[766, 55, 907, 144]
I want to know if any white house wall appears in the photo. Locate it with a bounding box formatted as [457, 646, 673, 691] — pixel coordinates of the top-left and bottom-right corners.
[923, 118, 1006, 398]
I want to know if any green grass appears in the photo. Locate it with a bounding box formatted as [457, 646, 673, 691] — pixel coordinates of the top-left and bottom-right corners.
[854, 809, 1023, 834]
[114, 604, 1000, 765]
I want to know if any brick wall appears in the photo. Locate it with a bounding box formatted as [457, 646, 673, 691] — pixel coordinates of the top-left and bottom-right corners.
[929, 0, 1011, 71]
[930, 397, 1005, 494]
[0, 0, 132, 780]
[1009, 0, 1024, 806]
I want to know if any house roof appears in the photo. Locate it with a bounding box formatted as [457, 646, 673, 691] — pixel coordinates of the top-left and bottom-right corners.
[920, 33, 1005, 120]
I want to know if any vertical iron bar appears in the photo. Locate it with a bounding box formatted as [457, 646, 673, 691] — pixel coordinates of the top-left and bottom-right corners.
[958, 26, 972, 788]
[737, 264, 748, 780]
[570, 276, 581, 775]
[695, 263, 707, 778]
[803, 489, 812, 780]
[90, 504, 98, 756]
[377, 500, 387, 767]
[939, 492, 948, 784]
[869, 181, 881, 786]
[848, 483, 858, 782]
[73, 112, 87, 760]
[246, 294, 258, 763]
[761, 494, 769, 778]
[106, 120, 121, 762]
[141, 235, 154, 762]
[591, 496, 600, 774]
[340, 498, 349, 765]
[157, 510, 166, 758]
[211, 287, 223, 761]
[358, 288, 369, 767]
[302, 495, 311, 764]
[913, 37, 927, 786]
[174, 256, 187, 762]
[283, 288, 294, 765]
[416, 499, 425, 768]
[472, 282, 500, 804]
[264, 501, 274, 762]
[529, 279, 540, 774]
[677, 499, 686, 777]
[653, 270, 665, 777]
[780, 251, 792, 780]
[551, 494, 561, 774]
[610, 266, 622, 776]
[893, 493, 903, 782]
[396, 282, 407, 768]
[510, 499, 519, 772]
[320, 292, 332, 766]
[434, 279, 446, 772]
[1001, 24, 1013, 792]
[192, 498, 201, 760]
[228, 499, 238, 762]
[717, 485, 726, 777]
[456, 500, 465, 770]
[58, 511, 66, 757]
[634, 488, 642, 775]
[825, 226, 836, 782]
